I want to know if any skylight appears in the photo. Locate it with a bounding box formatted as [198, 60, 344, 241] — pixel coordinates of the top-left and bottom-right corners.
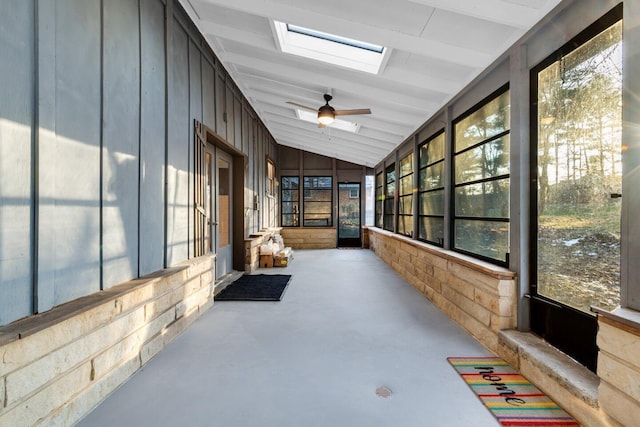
[273, 21, 388, 74]
[286, 24, 384, 53]
[296, 109, 361, 133]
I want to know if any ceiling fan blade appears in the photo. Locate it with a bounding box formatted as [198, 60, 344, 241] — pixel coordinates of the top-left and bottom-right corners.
[286, 101, 318, 112]
[334, 108, 372, 116]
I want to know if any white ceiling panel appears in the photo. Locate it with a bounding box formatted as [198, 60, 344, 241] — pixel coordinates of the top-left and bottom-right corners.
[421, 9, 520, 53]
[272, 0, 437, 37]
[184, 0, 563, 167]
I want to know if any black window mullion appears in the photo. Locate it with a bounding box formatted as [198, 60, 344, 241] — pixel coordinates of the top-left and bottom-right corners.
[280, 176, 300, 227]
[454, 129, 510, 156]
[303, 176, 333, 227]
[418, 131, 446, 245]
[452, 86, 510, 265]
[454, 173, 510, 189]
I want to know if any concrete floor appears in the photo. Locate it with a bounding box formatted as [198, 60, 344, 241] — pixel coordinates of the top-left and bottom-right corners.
[78, 249, 499, 427]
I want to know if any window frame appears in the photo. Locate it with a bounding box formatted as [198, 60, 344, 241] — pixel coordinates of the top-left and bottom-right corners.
[273, 21, 387, 74]
[451, 84, 511, 266]
[375, 171, 384, 228]
[303, 176, 333, 227]
[280, 176, 300, 227]
[418, 130, 446, 246]
[194, 121, 211, 257]
[286, 24, 384, 53]
[397, 153, 414, 237]
[266, 158, 276, 197]
[383, 164, 396, 232]
[528, 5, 623, 370]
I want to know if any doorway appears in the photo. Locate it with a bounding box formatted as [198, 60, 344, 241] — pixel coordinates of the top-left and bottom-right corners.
[215, 148, 233, 278]
[530, 6, 622, 372]
[337, 182, 362, 247]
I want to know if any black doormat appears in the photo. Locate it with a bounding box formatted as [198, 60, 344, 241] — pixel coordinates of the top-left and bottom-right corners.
[215, 274, 292, 301]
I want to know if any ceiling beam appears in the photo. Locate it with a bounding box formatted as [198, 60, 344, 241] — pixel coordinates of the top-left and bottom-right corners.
[274, 135, 382, 167]
[261, 110, 404, 146]
[247, 89, 421, 134]
[198, 21, 460, 95]
[266, 117, 397, 152]
[407, 0, 553, 29]
[272, 133, 389, 162]
[273, 128, 384, 156]
[221, 52, 441, 112]
[198, 20, 276, 52]
[191, 0, 491, 68]
[267, 121, 394, 154]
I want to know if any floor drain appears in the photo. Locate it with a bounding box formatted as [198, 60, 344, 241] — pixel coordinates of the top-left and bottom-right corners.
[376, 386, 392, 398]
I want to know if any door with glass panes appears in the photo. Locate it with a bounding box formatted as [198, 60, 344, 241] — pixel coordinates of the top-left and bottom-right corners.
[215, 148, 233, 278]
[337, 183, 361, 247]
[530, 6, 622, 372]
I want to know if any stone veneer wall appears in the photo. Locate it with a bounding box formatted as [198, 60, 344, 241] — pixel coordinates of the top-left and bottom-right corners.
[0, 255, 215, 427]
[370, 226, 640, 427]
[596, 310, 640, 427]
[280, 228, 336, 249]
[497, 330, 604, 427]
[368, 227, 516, 354]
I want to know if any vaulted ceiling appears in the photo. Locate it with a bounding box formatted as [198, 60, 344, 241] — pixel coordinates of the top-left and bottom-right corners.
[180, 0, 562, 167]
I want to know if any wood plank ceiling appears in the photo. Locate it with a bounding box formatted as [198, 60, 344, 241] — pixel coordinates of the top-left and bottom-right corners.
[181, 0, 562, 167]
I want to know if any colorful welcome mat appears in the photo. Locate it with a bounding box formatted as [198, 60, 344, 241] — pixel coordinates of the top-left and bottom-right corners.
[447, 357, 579, 427]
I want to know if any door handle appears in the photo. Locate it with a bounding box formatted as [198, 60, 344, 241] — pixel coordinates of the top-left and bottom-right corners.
[525, 293, 563, 309]
[610, 193, 622, 199]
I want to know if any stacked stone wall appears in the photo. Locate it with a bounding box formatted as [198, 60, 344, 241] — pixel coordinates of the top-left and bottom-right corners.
[0, 255, 215, 426]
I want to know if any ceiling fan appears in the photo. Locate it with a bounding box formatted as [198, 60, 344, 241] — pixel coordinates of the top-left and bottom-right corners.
[287, 94, 371, 128]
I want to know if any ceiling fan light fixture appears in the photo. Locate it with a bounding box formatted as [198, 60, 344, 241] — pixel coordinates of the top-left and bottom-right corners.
[317, 109, 335, 125]
[288, 93, 369, 128]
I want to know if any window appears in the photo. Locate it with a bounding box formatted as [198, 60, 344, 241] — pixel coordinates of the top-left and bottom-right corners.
[303, 176, 333, 226]
[375, 172, 383, 228]
[281, 176, 299, 227]
[194, 121, 211, 257]
[272, 21, 387, 74]
[266, 159, 276, 197]
[453, 87, 510, 265]
[418, 131, 445, 246]
[365, 175, 374, 226]
[529, 6, 623, 371]
[286, 24, 384, 53]
[397, 153, 413, 237]
[534, 13, 622, 313]
[383, 164, 395, 231]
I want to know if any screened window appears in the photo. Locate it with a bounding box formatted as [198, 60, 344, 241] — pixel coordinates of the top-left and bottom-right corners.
[194, 122, 210, 257]
[534, 16, 622, 313]
[281, 176, 299, 227]
[267, 159, 276, 197]
[365, 175, 374, 226]
[397, 154, 413, 237]
[303, 176, 333, 226]
[375, 172, 383, 228]
[418, 131, 445, 246]
[383, 164, 395, 231]
[453, 88, 510, 265]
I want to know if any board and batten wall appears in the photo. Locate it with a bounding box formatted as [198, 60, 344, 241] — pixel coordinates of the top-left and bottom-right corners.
[0, 0, 278, 327]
